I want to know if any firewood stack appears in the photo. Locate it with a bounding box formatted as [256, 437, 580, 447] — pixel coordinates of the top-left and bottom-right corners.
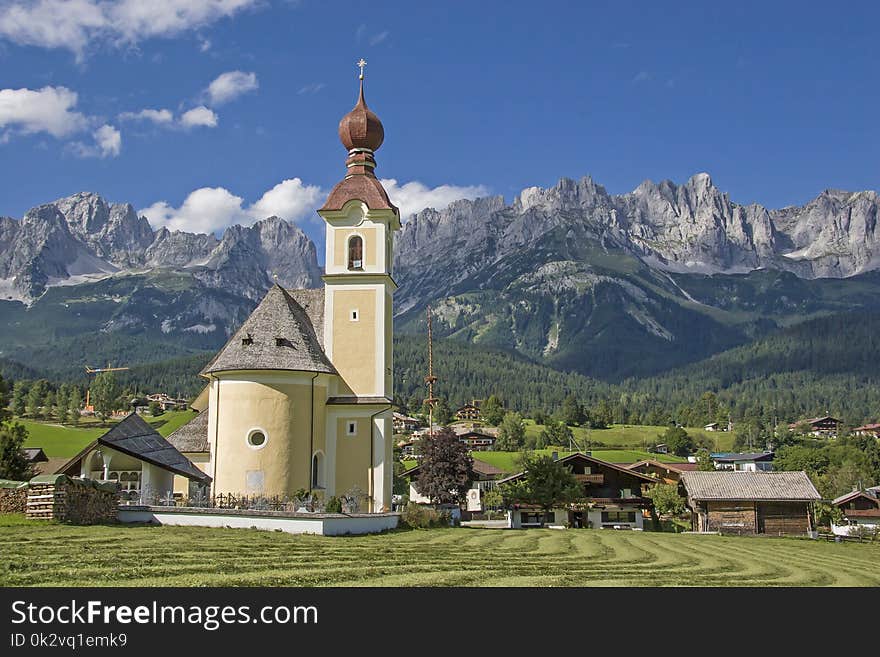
[0, 483, 27, 514]
[26, 475, 120, 524]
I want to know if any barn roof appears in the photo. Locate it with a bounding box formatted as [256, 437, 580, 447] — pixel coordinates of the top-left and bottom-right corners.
[165, 410, 209, 453]
[200, 285, 335, 376]
[681, 471, 820, 501]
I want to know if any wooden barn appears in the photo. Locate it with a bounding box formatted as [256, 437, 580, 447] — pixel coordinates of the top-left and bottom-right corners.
[680, 471, 820, 536]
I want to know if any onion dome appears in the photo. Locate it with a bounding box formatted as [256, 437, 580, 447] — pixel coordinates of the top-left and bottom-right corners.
[337, 78, 384, 152]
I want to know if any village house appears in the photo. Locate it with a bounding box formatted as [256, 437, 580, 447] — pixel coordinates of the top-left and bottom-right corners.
[680, 471, 820, 536]
[500, 453, 658, 530]
[852, 423, 880, 438]
[401, 459, 504, 512]
[393, 412, 421, 433]
[454, 429, 496, 451]
[830, 486, 880, 536]
[146, 393, 190, 412]
[455, 403, 483, 422]
[625, 459, 699, 484]
[788, 415, 841, 438]
[710, 452, 774, 472]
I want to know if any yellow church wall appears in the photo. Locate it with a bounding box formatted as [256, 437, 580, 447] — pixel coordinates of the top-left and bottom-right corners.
[210, 375, 329, 497]
[172, 453, 211, 497]
[334, 416, 371, 505]
[333, 227, 377, 269]
[384, 289, 393, 396]
[331, 288, 377, 395]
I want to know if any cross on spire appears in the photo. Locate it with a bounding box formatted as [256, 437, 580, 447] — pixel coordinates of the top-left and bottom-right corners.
[357, 58, 367, 80]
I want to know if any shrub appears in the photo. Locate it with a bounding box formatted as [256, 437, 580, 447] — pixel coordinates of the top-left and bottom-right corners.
[325, 496, 343, 513]
[399, 504, 451, 529]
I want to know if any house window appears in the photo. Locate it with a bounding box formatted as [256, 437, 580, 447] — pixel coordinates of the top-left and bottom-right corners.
[311, 452, 324, 489]
[247, 429, 268, 449]
[521, 511, 555, 525]
[350, 309, 359, 321]
[348, 235, 363, 270]
[601, 511, 636, 523]
[346, 421, 357, 436]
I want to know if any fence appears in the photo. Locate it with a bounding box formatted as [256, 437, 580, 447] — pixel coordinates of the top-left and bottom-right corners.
[148, 486, 370, 515]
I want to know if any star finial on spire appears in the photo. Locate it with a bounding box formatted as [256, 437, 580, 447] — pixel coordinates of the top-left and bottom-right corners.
[357, 58, 367, 80]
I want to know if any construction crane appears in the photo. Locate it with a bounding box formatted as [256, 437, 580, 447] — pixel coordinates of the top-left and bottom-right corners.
[424, 306, 438, 438]
[84, 364, 129, 409]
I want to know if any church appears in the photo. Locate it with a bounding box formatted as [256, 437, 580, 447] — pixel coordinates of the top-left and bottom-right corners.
[165, 65, 400, 513]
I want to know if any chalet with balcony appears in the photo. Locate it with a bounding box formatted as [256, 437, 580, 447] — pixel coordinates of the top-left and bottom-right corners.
[455, 429, 496, 452]
[853, 423, 880, 438]
[831, 487, 880, 536]
[680, 471, 820, 536]
[455, 403, 483, 422]
[499, 453, 658, 530]
[788, 415, 841, 437]
[393, 412, 422, 433]
[710, 452, 774, 472]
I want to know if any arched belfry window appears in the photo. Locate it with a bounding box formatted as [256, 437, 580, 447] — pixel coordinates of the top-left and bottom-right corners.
[348, 235, 363, 270]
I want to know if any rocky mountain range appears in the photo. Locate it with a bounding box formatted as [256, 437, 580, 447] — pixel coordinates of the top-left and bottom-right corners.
[0, 192, 321, 302]
[2, 175, 879, 382]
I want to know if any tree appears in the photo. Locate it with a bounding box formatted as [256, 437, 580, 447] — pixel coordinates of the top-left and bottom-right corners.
[659, 425, 694, 457]
[11, 381, 27, 418]
[0, 421, 34, 481]
[0, 375, 9, 421]
[644, 483, 687, 517]
[414, 427, 475, 504]
[434, 397, 452, 426]
[532, 409, 549, 426]
[149, 401, 164, 417]
[559, 394, 586, 426]
[540, 420, 573, 448]
[66, 387, 82, 425]
[482, 395, 504, 426]
[90, 372, 119, 422]
[496, 412, 526, 451]
[43, 391, 56, 421]
[695, 448, 715, 471]
[590, 399, 613, 429]
[26, 380, 48, 418]
[498, 452, 583, 526]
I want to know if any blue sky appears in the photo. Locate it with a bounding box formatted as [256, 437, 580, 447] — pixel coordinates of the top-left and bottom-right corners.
[1, 0, 878, 248]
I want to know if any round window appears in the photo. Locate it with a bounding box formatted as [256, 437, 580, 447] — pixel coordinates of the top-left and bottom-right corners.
[247, 430, 267, 449]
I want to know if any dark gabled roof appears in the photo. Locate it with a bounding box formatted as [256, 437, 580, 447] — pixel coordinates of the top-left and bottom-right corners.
[23, 448, 48, 462]
[681, 471, 820, 501]
[96, 413, 210, 482]
[832, 489, 880, 506]
[625, 459, 696, 473]
[165, 410, 209, 453]
[201, 285, 336, 376]
[711, 452, 774, 463]
[497, 452, 660, 486]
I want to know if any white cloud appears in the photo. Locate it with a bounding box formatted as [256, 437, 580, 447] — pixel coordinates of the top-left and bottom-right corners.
[0, 86, 88, 137]
[198, 35, 211, 52]
[206, 70, 258, 105]
[369, 30, 389, 46]
[251, 178, 323, 222]
[180, 106, 218, 128]
[0, 0, 261, 61]
[118, 108, 174, 124]
[141, 178, 323, 234]
[69, 123, 121, 158]
[298, 82, 326, 95]
[140, 178, 488, 234]
[380, 179, 490, 220]
[633, 71, 650, 83]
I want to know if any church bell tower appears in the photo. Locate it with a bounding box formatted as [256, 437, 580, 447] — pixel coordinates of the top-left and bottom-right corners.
[318, 60, 400, 400]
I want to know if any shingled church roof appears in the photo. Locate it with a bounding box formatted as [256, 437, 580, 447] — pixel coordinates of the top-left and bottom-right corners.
[166, 410, 209, 453]
[201, 285, 336, 376]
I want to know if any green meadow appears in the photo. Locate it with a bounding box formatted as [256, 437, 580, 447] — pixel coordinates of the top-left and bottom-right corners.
[1, 516, 876, 587]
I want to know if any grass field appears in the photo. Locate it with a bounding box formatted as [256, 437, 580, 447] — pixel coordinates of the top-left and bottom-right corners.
[0, 515, 877, 587]
[18, 410, 198, 458]
[523, 421, 735, 452]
